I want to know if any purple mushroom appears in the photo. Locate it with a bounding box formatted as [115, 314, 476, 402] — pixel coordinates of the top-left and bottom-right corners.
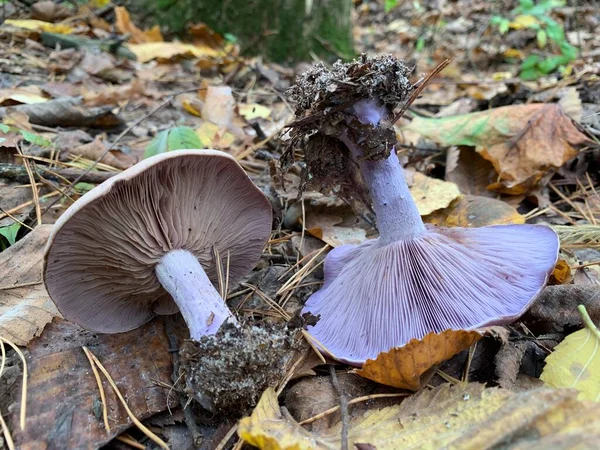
[44, 150, 272, 340]
[288, 57, 559, 365]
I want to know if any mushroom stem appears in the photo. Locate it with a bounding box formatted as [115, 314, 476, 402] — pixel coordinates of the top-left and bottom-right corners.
[341, 99, 425, 244]
[155, 249, 237, 339]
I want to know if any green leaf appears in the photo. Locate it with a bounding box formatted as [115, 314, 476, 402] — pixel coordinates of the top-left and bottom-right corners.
[384, 0, 398, 12]
[144, 126, 204, 159]
[73, 182, 96, 194]
[403, 113, 497, 148]
[544, 20, 565, 44]
[0, 222, 21, 248]
[519, 67, 543, 81]
[415, 36, 426, 52]
[521, 54, 541, 70]
[537, 29, 547, 48]
[20, 130, 52, 147]
[0, 124, 10, 133]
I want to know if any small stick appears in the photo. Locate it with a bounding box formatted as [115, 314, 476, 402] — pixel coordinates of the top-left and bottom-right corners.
[214, 424, 238, 450]
[329, 366, 348, 450]
[0, 281, 42, 291]
[82, 347, 110, 432]
[298, 393, 408, 425]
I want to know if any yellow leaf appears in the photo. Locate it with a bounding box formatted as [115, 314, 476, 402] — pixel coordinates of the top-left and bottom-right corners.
[114, 6, 163, 44]
[509, 15, 540, 29]
[503, 48, 524, 59]
[4, 19, 73, 34]
[540, 305, 600, 401]
[127, 42, 224, 63]
[239, 103, 272, 120]
[89, 0, 111, 7]
[424, 195, 525, 227]
[409, 171, 460, 216]
[549, 259, 572, 285]
[355, 330, 482, 390]
[195, 122, 235, 149]
[239, 383, 600, 449]
[182, 99, 202, 117]
[0, 87, 48, 105]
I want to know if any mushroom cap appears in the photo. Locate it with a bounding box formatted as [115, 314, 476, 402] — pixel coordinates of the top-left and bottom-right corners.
[302, 224, 559, 365]
[44, 149, 272, 333]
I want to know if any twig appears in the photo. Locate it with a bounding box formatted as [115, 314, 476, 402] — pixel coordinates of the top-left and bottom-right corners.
[15, 144, 42, 226]
[0, 281, 42, 291]
[116, 434, 145, 449]
[298, 393, 408, 425]
[214, 424, 238, 450]
[329, 366, 348, 450]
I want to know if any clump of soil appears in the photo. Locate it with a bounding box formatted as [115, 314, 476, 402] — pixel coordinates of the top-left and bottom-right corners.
[179, 322, 300, 417]
[282, 53, 413, 199]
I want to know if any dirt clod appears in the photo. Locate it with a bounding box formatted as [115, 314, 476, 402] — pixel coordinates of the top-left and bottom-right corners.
[179, 323, 299, 417]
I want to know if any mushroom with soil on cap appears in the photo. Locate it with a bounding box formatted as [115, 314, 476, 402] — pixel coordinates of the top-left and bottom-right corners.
[286, 56, 560, 366]
[44, 149, 272, 340]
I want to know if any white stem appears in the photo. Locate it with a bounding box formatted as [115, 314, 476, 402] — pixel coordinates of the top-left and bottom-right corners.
[155, 249, 237, 339]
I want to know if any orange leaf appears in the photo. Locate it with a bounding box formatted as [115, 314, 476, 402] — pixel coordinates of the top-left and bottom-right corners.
[356, 330, 482, 390]
[550, 259, 572, 285]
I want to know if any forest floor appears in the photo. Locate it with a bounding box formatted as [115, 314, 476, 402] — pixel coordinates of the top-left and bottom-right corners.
[0, 1, 599, 449]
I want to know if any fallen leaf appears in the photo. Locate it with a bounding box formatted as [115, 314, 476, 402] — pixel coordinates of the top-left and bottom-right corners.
[239, 103, 272, 120]
[550, 259, 572, 285]
[10, 317, 187, 449]
[445, 146, 496, 196]
[238, 383, 600, 449]
[0, 225, 59, 345]
[3, 19, 73, 34]
[77, 51, 116, 77]
[405, 104, 593, 194]
[195, 122, 235, 149]
[70, 135, 137, 170]
[527, 285, 600, 333]
[424, 195, 525, 227]
[355, 330, 482, 390]
[114, 6, 163, 44]
[305, 213, 367, 247]
[0, 87, 48, 106]
[30, 0, 71, 22]
[202, 85, 236, 128]
[495, 340, 529, 390]
[127, 42, 224, 63]
[540, 306, 600, 401]
[408, 171, 461, 216]
[82, 79, 153, 107]
[144, 126, 204, 159]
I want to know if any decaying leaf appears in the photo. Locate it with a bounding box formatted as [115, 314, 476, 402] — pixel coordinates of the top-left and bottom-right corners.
[408, 171, 461, 216]
[424, 195, 525, 227]
[540, 306, 600, 401]
[0, 225, 59, 345]
[239, 103, 272, 120]
[305, 213, 367, 247]
[405, 104, 593, 194]
[355, 330, 482, 390]
[239, 382, 600, 449]
[549, 259, 572, 285]
[0, 87, 48, 106]
[10, 317, 187, 449]
[3, 19, 73, 34]
[445, 147, 496, 196]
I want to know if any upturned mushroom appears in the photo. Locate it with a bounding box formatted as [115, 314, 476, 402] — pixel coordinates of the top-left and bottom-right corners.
[286, 56, 559, 365]
[44, 149, 272, 339]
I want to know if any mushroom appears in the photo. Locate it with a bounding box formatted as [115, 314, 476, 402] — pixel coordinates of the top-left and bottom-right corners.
[287, 57, 559, 365]
[44, 149, 272, 339]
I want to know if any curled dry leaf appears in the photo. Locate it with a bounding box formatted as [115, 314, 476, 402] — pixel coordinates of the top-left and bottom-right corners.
[407, 171, 461, 216]
[540, 307, 600, 402]
[127, 42, 225, 63]
[549, 259, 572, 285]
[69, 135, 137, 170]
[0, 225, 59, 345]
[405, 104, 593, 194]
[424, 195, 525, 228]
[238, 383, 600, 449]
[355, 330, 482, 390]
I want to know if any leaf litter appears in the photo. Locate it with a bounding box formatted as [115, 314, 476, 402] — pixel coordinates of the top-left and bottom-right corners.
[0, 1, 598, 449]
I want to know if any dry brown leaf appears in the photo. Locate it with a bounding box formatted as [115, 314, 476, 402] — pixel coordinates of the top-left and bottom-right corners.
[406, 104, 593, 194]
[239, 383, 600, 449]
[408, 171, 461, 216]
[305, 214, 367, 247]
[0, 225, 59, 345]
[424, 195, 525, 227]
[127, 42, 224, 63]
[0, 87, 48, 106]
[445, 146, 496, 196]
[114, 6, 163, 44]
[69, 135, 137, 170]
[82, 79, 154, 107]
[10, 317, 187, 449]
[355, 330, 482, 390]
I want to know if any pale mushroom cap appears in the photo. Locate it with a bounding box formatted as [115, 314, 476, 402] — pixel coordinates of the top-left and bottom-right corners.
[302, 224, 559, 365]
[44, 150, 272, 333]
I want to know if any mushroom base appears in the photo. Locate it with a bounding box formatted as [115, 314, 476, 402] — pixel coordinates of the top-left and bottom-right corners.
[156, 249, 237, 339]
